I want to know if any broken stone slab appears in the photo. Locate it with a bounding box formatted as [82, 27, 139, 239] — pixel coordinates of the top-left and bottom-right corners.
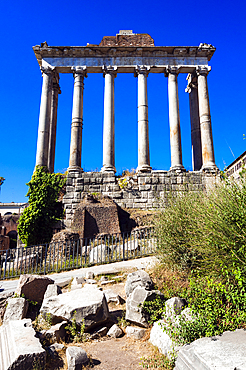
[103, 289, 125, 305]
[3, 297, 29, 322]
[165, 297, 187, 320]
[56, 277, 73, 288]
[15, 274, 54, 304]
[73, 276, 86, 285]
[174, 329, 246, 370]
[85, 279, 97, 284]
[40, 284, 109, 330]
[125, 270, 154, 297]
[101, 279, 116, 285]
[89, 244, 112, 264]
[149, 319, 180, 359]
[0, 319, 46, 369]
[66, 346, 88, 369]
[117, 240, 141, 254]
[126, 326, 146, 339]
[42, 321, 67, 344]
[107, 324, 123, 338]
[0, 291, 14, 320]
[44, 284, 62, 300]
[125, 287, 164, 327]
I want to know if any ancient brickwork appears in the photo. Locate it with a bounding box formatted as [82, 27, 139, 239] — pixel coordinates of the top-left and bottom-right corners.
[63, 171, 218, 227]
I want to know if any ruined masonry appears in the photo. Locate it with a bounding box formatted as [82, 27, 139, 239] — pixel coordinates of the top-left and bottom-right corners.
[33, 30, 218, 227]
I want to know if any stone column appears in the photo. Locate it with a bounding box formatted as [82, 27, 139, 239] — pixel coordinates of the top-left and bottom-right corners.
[101, 66, 117, 173]
[186, 73, 202, 171]
[68, 66, 87, 171]
[47, 72, 61, 173]
[35, 66, 54, 168]
[135, 65, 152, 173]
[165, 66, 185, 172]
[196, 66, 217, 171]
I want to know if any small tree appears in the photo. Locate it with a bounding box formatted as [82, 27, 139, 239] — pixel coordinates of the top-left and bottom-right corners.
[0, 177, 5, 191]
[18, 166, 66, 246]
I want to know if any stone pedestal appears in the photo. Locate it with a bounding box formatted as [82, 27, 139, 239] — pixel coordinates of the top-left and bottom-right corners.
[101, 66, 117, 173]
[166, 67, 185, 172]
[68, 67, 87, 172]
[135, 66, 152, 173]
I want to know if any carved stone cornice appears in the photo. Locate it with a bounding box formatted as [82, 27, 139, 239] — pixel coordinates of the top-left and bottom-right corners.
[102, 65, 117, 77]
[33, 43, 216, 67]
[134, 65, 150, 77]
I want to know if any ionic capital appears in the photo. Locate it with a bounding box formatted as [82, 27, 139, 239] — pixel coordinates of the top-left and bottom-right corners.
[102, 65, 117, 77]
[71, 66, 87, 78]
[196, 65, 211, 76]
[134, 65, 150, 77]
[164, 66, 180, 77]
[40, 65, 55, 77]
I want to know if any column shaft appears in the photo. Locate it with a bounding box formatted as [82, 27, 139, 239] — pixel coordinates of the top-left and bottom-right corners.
[186, 74, 202, 170]
[167, 67, 185, 171]
[69, 67, 86, 171]
[35, 66, 53, 167]
[136, 66, 151, 173]
[197, 66, 217, 171]
[47, 79, 60, 173]
[101, 66, 117, 173]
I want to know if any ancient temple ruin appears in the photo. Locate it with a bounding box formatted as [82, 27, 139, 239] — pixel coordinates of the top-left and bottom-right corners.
[33, 30, 218, 226]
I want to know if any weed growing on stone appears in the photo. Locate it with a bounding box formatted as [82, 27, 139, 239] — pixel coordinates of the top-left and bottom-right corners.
[65, 311, 88, 343]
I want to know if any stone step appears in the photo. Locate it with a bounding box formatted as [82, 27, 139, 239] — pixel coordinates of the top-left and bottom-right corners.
[0, 319, 46, 370]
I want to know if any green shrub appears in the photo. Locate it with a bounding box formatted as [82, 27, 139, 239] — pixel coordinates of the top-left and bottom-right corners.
[18, 166, 66, 246]
[155, 174, 246, 279]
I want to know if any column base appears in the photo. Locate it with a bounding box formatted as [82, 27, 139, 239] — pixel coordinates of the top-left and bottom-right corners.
[67, 166, 83, 174]
[101, 165, 116, 173]
[169, 165, 186, 173]
[136, 164, 152, 173]
[201, 164, 219, 173]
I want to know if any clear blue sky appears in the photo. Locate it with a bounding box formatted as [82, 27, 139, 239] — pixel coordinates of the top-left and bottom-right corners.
[0, 0, 245, 202]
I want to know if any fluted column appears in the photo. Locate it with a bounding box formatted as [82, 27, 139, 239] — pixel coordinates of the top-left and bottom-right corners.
[68, 66, 87, 171]
[186, 73, 202, 170]
[47, 72, 61, 173]
[101, 66, 117, 173]
[135, 65, 152, 173]
[165, 66, 185, 172]
[196, 66, 217, 171]
[35, 66, 54, 168]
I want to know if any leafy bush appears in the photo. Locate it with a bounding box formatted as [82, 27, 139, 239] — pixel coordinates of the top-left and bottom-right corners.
[18, 166, 66, 246]
[155, 174, 246, 279]
[162, 266, 246, 346]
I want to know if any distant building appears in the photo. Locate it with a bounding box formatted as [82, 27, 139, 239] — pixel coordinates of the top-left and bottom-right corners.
[0, 202, 28, 216]
[226, 150, 246, 180]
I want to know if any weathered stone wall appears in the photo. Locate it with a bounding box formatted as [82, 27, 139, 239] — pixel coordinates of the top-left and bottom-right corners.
[63, 171, 219, 228]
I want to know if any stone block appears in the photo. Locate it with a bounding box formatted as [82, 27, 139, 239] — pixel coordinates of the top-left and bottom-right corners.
[126, 326, 146, 339]
[149, 319, 180, 359]
[66, 346, 88, 369]
[152, 177, 159, 184]
[76, 178, 84, 185]
[41, 285, 109, 330]
[125, 270, 154, 297]
[43, 321, 67, 344]
[0, 319, 46, 369]
[3, 297, 29, 322]
[44, 284, 62, 300]
[66, 186, 75, 192]
[84, 178, 90, 184]
[174, 329, 246, 370]
[125, 287, 164, 327]
[107, 324, 123, 338]
[15, 274, 54, 305]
